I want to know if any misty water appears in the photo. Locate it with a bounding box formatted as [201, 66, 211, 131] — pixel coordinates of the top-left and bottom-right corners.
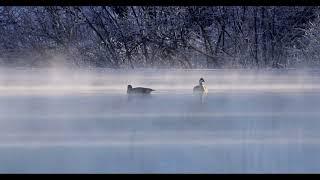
[0, 68, 320, 173]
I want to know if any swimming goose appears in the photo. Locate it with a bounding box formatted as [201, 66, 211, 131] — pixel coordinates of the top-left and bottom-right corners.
[193, 78, 208, 93]
[127, 85, 155, 94]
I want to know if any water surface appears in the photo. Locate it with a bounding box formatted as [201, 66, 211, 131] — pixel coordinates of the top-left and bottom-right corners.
[0, 68, 319, 173]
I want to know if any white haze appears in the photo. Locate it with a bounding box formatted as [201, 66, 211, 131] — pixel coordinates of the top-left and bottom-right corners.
[0, 67, 319, 95]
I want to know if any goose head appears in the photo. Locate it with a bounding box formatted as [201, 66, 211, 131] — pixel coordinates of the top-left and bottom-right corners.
[199, 78, 205, 85]
[127, 85, 133, 93]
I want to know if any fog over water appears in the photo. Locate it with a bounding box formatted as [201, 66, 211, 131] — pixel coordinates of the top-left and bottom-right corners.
[0, 67, 320, 173]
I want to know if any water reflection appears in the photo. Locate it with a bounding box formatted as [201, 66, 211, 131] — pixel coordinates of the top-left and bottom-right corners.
[193, 92, 208, 105]
[127, 93, 153, 102]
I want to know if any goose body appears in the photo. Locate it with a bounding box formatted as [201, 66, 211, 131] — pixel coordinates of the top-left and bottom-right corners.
[127, 85, 155, 94]
[193, 78, 208, 93]
[193, 85, 208, 93]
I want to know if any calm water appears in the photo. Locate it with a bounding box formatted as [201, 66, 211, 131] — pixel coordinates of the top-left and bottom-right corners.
[0, 68, 320, 173]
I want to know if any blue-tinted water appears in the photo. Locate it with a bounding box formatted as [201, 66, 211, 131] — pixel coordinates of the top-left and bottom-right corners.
[0, 68, 319, 173]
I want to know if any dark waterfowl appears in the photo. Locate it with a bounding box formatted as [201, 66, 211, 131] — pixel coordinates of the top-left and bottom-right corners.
[127, 85, 155, 94]
[193, 78, 208, 93]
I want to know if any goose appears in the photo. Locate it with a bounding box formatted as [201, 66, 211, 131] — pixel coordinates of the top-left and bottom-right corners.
[193, 78, 208, 93]
[127, 85, 155, 94]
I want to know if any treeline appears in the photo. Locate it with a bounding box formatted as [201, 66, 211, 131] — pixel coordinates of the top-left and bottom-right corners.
[0, 6, 319, 69]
